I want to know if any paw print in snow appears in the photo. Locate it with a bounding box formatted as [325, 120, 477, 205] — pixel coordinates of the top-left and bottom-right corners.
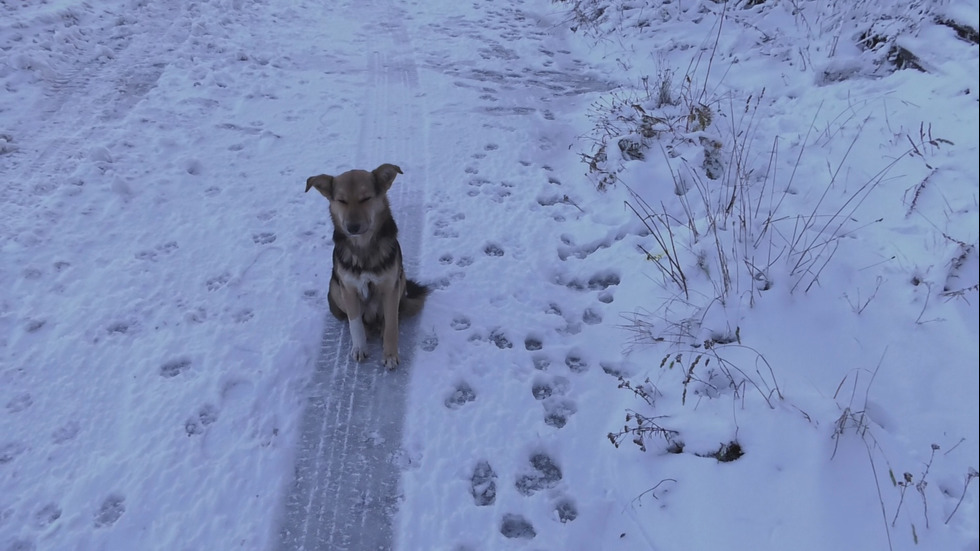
[500, 514, 535, 539]
[488, 329, 512, 349]
[35, 503, 62, 528]
[524, 335, 543, 351]
[93, 494, 125, 528]
[470, 461, 497, 506]
[160, 358, 191, 378]
[543, 399, 577, 429]
[5, 393, 33, 413]
[483, 243, 504, 257]
[565, 351, 588, 373]
[445, 382, 476, 409]
[515, 453, 562, 496]
[185, 404, 219, 436]
[206, 272, 231, 291]
[582, 307, 602, 325]
[420, 331, 439, 352]
[555, 499, 578, 523]
[252, 232, 276, 244]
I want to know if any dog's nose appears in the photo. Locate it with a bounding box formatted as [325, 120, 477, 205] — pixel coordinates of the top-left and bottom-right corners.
[345, 223, 362, 235]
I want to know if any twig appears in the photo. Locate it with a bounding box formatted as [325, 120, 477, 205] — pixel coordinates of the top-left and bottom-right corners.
[632, 478, 678, 507]
[945, 468, 979, 524]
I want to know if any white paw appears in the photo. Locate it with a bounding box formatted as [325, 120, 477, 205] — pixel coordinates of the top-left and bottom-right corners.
[383, 353, 400, 370]
[351, 346, 368, 362]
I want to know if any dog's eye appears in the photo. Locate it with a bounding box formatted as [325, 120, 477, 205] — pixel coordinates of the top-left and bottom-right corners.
[359, 197, 372, 204]
[336, 199, 348, 205]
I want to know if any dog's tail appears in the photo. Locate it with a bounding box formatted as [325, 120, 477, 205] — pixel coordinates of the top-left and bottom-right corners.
[400, 279, 429, 317]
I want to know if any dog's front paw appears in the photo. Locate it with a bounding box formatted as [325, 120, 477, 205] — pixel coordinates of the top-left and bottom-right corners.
[383, 353, 400, 370]
[351, 346, 368, 362]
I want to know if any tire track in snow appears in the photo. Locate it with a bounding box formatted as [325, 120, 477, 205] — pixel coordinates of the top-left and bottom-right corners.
[277, 2, 427, 549]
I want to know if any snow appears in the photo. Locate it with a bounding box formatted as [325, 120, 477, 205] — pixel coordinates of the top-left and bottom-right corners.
[1, 1, 977, 550]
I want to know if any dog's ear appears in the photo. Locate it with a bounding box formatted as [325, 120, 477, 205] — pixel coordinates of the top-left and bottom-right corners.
[305, 174, 334, 199]
[372, 163, 403, 193]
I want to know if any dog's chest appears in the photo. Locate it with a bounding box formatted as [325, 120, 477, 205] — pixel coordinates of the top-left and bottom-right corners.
[338, 269, 384, 300]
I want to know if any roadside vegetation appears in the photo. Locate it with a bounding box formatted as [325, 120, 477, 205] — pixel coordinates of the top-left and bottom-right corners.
[555, 0, 979, 548]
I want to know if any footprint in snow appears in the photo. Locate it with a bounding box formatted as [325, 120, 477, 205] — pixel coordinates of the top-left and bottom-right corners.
[251, 232, 276, 244]
[433, 218, 459, 238]
[51, 421, 81, 444]
[483, 243, 504, 257]
[500, 514, 535, 539]
[532, 354, 551, 371]
[488, 329, 512, 349]
[0, 441, 27, 465]
[420, 332, 439, 352]
[470, 461, 497, 506]
[559, 271, 621, 291]
[565, 351, 588, 373]
[35, 503, 62, 528]
[582, 307, 602, 325]
[438, 254, 473, 268]
[135, 241, 178, 261]
[524, 335, 543, 351]
[160, 358, 191, 378]
[531, 377, 576, 428]
[543, 398, 577, 429]
[530, 375, 569, 400]
[206, 272, 231, 291]
[444, 381, 476, 409]
[232, 309, 254, 323]
[93, 494, 125, 528]
[5, 393, 33, 413]
[184, 404, 219, 436]
[433, 211, 465, 238]
[555, 498, 578, 523]
[515, 453, 562, 496]
[106, 320, 135, 335]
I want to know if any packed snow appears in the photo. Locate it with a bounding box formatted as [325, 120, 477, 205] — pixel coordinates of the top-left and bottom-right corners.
[1, 1, 977, 550]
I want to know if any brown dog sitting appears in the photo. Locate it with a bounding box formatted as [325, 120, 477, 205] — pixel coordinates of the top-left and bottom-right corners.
[306, 163, 428, 369]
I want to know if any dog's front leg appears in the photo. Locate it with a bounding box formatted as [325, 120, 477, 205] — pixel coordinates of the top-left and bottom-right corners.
[341, 287, 369, 362]
[381, 288, 401, 369]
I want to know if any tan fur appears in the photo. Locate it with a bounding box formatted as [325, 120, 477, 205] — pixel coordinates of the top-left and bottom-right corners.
[305, 163, 427, 369]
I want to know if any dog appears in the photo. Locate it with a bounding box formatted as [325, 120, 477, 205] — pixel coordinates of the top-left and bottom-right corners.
[305, 163, 428, 369]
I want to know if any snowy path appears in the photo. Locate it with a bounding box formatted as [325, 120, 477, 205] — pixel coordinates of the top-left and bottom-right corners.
[278, 2, 428, 549]
[279, 0, 613, 548]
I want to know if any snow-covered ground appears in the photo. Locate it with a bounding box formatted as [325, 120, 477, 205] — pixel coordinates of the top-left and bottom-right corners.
[1, 1, 977, 550]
